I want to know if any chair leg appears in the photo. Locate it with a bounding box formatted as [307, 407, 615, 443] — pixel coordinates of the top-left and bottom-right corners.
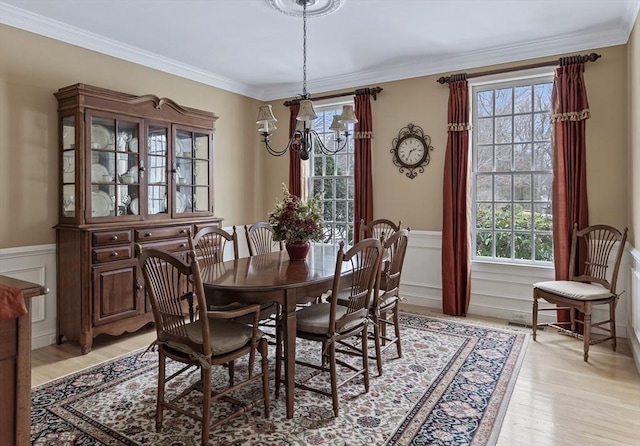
[583, 304, 592, 362]
[329, 342, 339, 417]
[228, 360, 235, 386]
[362, 327, 370, 394]
[610, 300, 617, 352]
[393, 306, 402, 358]
[372, 311, 383, 376]
[201, 366, 211, 446]
[532, 296, 538, 341]
[274, 324, 282, 398]
[156, 350, 166, 432]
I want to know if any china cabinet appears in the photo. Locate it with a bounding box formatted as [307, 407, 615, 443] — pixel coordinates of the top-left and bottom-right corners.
[54, 84, 222, 354]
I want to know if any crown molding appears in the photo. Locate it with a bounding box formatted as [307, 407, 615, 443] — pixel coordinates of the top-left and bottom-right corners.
[0, 2, 262, 99]
[1, 1, 636, 102]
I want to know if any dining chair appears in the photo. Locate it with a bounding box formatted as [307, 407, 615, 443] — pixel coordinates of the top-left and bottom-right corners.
[191, 226, 278, 339]
[275, 238, 383, 417]
[369, 228, 410, 375]
[533, 224, 628, 362]
[359, 218, 401, 242]
[138, 246, 270, 445]
[244, 221, 283, 256]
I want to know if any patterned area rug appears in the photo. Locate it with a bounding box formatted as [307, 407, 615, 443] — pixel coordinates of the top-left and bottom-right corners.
[31, 314, 528, 445]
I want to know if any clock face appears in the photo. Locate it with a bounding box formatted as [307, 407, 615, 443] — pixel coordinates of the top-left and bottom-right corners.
[398, 137, 425, 166]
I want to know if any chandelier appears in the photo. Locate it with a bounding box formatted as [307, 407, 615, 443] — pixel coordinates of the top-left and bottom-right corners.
[256, 0, 357, 160]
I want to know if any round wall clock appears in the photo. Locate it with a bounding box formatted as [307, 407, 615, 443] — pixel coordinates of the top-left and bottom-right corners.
[390, 123, 434, 179]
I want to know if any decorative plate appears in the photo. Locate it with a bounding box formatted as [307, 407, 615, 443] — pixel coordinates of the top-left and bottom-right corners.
[91, 163, 110, 182]
[176, 191, 187, 213]
[91, 190, 112, 217]
[91, 124, 113, 149]
[129, 198, 139, 215]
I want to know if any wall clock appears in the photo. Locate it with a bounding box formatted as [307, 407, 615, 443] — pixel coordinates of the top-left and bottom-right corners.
[390, 123, 434, 179]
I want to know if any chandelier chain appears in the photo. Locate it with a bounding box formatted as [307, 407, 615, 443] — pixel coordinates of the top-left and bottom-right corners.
[302, 1, 308, 97]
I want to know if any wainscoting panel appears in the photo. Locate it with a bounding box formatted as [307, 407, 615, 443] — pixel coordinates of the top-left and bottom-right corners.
[0, 244, 56, 350]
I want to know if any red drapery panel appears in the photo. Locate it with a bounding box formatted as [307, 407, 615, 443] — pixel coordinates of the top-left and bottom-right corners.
[551, 62, 590, 327]
[441, 79, 471, 316]
[288, 104, 302, 197]
[551, 62, 590, 280]
[354, 93, 374, 242]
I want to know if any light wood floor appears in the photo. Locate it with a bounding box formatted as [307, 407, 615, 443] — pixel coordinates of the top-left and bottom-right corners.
[31, 305, 640, 445]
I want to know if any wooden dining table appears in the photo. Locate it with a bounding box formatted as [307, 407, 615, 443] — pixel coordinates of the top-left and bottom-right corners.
[199, 243, 351, 419]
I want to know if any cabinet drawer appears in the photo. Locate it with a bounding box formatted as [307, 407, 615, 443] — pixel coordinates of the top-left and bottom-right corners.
[137, 239, 190, 254]
[92, 245, 132, 264]
[135, 225, 191, 241]
[92, 230, 132, 246]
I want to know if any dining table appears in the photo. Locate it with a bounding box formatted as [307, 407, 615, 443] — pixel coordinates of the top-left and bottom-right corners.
[199, 243, 352, 419]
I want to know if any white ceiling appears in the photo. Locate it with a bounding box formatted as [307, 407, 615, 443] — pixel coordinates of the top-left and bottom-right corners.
[1, 0, 638, 101]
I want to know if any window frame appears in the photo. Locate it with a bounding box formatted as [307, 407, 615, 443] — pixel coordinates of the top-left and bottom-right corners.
[306, 99, 356, 246]
[470, 69, 555, 265]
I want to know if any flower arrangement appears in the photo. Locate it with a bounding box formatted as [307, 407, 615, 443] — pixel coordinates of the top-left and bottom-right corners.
[268, 184, 324, 243]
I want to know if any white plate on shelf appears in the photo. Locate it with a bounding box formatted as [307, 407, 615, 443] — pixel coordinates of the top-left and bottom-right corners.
[126, 166, 138, 183]
[128, 137, 138, 153]
[92, 190, 112, 217]
[91, 163, 110, 182]
[91, 124, 113, 149]
[129, 198, 139, 215]
[176, 191, 187, 213]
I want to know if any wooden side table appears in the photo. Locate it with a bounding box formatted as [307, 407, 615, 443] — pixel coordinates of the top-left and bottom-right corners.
[0, 275, 48, 446]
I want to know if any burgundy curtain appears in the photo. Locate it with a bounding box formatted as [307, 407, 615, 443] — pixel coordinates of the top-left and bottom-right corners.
[551, 60, 590, 327]
[354, 91, 374, 242]
[288, 104, 302, 197]
[441, 78, 471, 316]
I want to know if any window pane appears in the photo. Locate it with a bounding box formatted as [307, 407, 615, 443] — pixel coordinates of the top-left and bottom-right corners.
[476, 203, 492, 229]
[533, 112, 551, 141]
[514, 86, 532, 113]
[534, 203, 552, 230]
[514, 114, 532, 142]
[514, 143, 532, 171]
[495, 88, 513, 115]
[475, 231, 493, 257]
[476, 175, 492, 201]
[533, 173, 552, 201]
[477, 118, 494, 144]
[494, 175, 512, 201]
[477, 90, 493, 117]
[513, 174, 531, 201]
[514, 232, 532, 260]
[533, 142, 552, 170]
[495, 232, 512, 258]
[495, 204, 512, 229]
[534, 83, 552, 111]
[495, 145, 512, 171]
[514, 203, 532, 230]
[476, 145, 493, 172]
[535, 234, 553, 261]
[495, 116, 512, 143]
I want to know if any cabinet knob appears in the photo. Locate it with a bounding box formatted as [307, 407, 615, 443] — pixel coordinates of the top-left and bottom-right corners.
[110, 235, 118, 241]
[179, 229, 187, 234]
[145, 232, 152, 238]
[179, 243, 186, 248]
[110, 251, 119, 257]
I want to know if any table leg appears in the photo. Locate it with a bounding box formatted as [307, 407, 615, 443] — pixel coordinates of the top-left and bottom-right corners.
[283, 289, 297, 419]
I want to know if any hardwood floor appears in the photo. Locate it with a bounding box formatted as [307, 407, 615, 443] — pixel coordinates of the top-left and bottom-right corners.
[31, 305, 640, 445]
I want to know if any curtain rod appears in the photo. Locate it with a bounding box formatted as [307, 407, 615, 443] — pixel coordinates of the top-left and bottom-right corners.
[436, 52, 601, 84]
[283, 86, 383, 106]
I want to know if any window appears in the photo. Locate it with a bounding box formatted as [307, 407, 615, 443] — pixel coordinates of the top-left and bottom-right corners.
[472, 75, 554, 263]
[308, 102, 356, 245]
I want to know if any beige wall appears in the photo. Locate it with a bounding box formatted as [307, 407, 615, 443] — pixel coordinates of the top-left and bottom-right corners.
[0, 24, 264, 248]
[630, 15, 639, 246]
[262, 46, 630, 239]
[0, 23, 634, 248]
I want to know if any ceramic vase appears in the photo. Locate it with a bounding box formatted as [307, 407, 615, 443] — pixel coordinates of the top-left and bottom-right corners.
[285, 241, 310, 261]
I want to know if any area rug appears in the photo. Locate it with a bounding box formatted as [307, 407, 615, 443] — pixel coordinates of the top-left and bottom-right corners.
[31, 314, 528, 445]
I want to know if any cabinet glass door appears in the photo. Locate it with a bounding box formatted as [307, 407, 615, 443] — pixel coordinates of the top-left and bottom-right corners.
[175, 128, 211, 215]
[147, 126, 169, 216]
[61, 116, 76, 218]
[89, 115, 140, 219]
